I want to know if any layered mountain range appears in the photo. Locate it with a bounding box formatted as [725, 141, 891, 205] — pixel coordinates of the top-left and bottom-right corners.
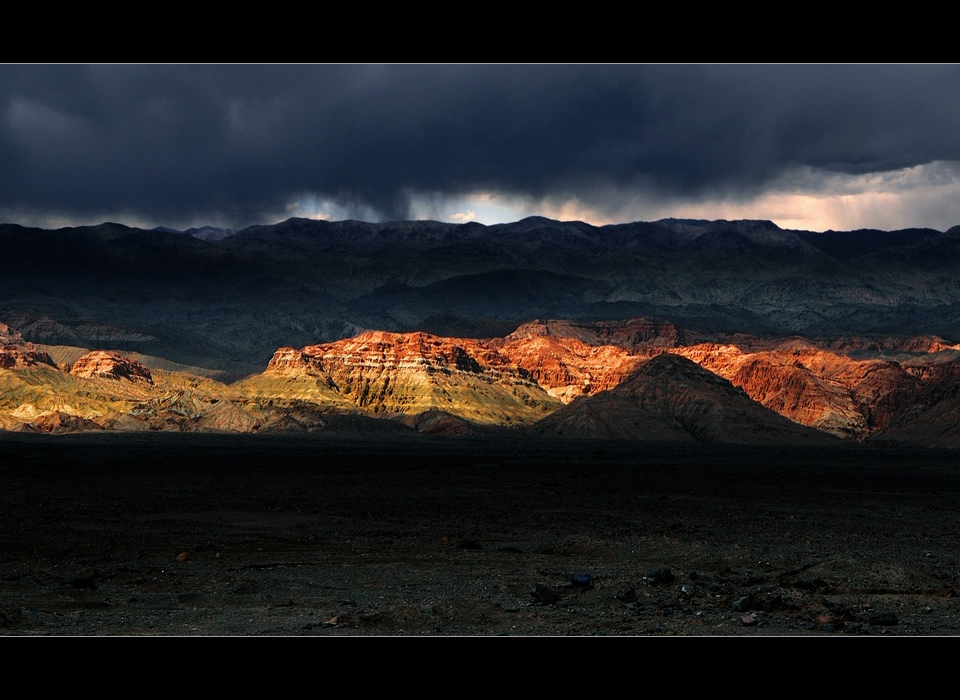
[3, 216, 960, 446]
[5, 216, 960, 378]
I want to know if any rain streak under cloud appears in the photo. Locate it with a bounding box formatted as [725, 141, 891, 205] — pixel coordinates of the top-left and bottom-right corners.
[3, 64, 960, 232]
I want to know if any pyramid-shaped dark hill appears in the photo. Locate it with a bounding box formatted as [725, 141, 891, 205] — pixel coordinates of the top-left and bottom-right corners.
[531, 353, 839, 444]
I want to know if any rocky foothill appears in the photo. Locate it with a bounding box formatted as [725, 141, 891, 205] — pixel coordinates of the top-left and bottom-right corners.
[69, 350, 154, 384]
[0, 345, 56, 370]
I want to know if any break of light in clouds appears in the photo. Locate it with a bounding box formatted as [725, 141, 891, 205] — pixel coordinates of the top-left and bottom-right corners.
[403, 161, 960, 232]
[284, 194, 383, 225]
[3, 65, 960, 232]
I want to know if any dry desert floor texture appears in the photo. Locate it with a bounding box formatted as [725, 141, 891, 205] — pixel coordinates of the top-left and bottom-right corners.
[2, 432, 959, 636]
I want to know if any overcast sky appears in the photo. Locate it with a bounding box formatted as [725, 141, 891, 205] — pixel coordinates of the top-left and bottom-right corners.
[3, 64, 960, 232]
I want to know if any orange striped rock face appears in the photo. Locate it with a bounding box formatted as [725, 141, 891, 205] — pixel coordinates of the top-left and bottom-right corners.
[70, 351, 154, 384]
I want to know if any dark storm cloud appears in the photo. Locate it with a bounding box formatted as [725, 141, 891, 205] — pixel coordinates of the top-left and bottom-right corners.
[2, 64, 959, 226]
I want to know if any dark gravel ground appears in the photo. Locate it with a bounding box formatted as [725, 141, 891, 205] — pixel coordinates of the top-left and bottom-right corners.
[2, 432, 960, 636]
